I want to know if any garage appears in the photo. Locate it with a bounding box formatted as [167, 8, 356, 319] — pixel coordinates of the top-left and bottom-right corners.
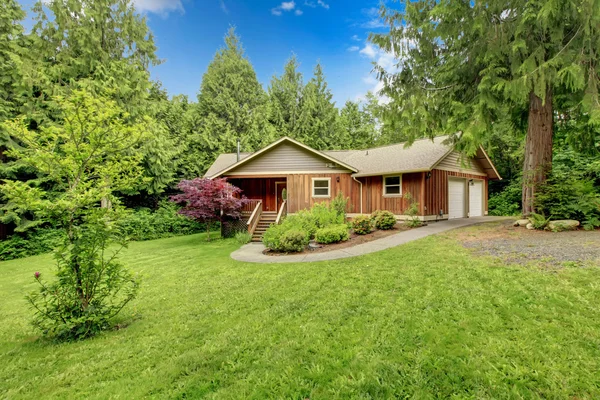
[448, 178, 466, 219]
[469, 180, 484, 217]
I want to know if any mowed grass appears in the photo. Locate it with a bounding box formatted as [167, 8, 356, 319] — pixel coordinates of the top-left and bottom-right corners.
[1, 227, 600, 399]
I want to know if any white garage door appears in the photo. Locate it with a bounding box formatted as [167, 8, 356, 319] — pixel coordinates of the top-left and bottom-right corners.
[469, 180, 484, 217]
[448, 178, 466, 219]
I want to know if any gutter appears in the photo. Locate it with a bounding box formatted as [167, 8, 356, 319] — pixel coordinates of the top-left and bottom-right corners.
[351, 175, 363, 214]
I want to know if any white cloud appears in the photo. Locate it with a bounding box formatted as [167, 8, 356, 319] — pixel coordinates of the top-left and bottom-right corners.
[132, 0, 183, 15]
[304, 0, 328, 8]
[220, 0, 228, 14]
[357, 41, 401, 103]
[351, 35, 361, 41]
[347, 46, 359, 52]
[281, 1, 296, 11]
[317, 0, 330, 9]
[359, 43, 377, 58]
[272, 1, 300, 16]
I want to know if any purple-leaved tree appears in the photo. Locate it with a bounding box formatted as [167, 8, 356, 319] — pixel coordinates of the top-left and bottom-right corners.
[170, 178, 247, 241]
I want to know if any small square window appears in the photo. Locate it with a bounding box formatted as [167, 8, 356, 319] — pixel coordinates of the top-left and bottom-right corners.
[312, 178, 331, 197]
[384, 175, 402, 196]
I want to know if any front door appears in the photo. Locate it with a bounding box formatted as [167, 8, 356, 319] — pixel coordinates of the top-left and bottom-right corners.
[275, 182, 287, 211]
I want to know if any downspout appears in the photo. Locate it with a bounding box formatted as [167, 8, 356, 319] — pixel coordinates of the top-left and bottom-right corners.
[352, 175, 363, 214]
[237, 139, 240, 162]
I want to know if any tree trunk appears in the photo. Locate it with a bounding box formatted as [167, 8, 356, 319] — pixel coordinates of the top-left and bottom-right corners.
[522, 89, 553, 216]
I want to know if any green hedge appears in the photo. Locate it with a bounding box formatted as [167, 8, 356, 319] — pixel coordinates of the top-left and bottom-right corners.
[118, 202, 205, 241]
[0, 203, 205, 261]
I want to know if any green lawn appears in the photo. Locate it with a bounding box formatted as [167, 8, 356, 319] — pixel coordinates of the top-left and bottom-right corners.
[1, 226, 600, 399]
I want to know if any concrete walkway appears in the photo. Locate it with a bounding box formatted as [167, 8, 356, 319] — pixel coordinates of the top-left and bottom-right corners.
[231, 216, 511, 263]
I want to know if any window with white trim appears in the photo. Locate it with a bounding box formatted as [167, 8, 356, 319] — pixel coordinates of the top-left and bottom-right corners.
[383, 175, 402, 196]
[312, 178, 331, 198]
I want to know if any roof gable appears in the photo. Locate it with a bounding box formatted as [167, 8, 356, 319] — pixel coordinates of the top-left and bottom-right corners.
[206, 137, 357, 178]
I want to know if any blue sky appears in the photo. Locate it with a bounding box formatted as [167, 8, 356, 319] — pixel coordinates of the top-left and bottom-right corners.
[18, 0, 395, 106]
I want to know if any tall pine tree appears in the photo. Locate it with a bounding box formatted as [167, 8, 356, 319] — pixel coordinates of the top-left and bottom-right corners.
[194, 27, 274, 174]
[372, 0, 600, 215]
[268, 54, 303, 138]
[18, 0, 176, 196]
[297, 62, 341, 149]
[339, 100, 377, 149]
[0, 0, 25, 142]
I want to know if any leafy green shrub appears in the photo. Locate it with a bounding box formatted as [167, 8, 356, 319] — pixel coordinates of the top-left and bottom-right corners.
[528, 213, 550, 230]
[118, 202, 205, 241]
[311, 202, 345, 228]
[284, 212, 318, 239]
[404, 192, 423, 228]
[330, 192, 349, 219]
[372, 210, 396, 230]
[536, 172, 600, 230]
[27, 214, 139, 340]
[352, 215, 373, 235]
[279, 229, 309, 252]
[315, 224, 350, 244]
[489, 180, 522, 216]
[0, 228, 64, 261]
[235, 231, 252, 244]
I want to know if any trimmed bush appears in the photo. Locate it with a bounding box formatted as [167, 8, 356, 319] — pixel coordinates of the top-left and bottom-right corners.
[372, 210, 396, 230]
[279, 229, 309, 252]
[352, 215, 373, 235]
[315, 224, 350, 244]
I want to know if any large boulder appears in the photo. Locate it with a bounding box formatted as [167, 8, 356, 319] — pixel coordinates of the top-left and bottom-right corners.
[514, 219, 530, 227]
[526, 223, 535, 230]
[548, 220, 580, 232]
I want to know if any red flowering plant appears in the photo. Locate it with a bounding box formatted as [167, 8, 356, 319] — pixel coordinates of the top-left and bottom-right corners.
[170, 178, 247, 240]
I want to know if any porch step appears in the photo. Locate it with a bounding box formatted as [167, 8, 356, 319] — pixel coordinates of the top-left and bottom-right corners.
[251, 212, 280, 242]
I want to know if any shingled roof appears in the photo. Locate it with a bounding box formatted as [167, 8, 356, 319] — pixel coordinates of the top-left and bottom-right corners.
[322, 136, 453, 177]
[205, 136, 501, 179]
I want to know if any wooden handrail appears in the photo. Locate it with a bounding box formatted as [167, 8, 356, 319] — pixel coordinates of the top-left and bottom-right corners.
[247, 200, 262, 235]
[242, 199, 262, 213]
[275, 200, 287, 225]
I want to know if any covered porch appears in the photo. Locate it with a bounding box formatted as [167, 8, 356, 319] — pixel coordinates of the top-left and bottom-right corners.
[231, 177, 288, 241]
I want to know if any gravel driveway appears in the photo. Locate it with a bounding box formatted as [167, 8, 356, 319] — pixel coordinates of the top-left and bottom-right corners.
[451, 220, 600, 267]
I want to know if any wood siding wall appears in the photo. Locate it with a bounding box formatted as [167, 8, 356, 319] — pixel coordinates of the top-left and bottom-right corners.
[230, 169, 489, 217]
[360, 173, 423, 214]
[227, 142, 350, 175]
[286, 173, 361, 214]
[425, 169, 488, 216]
[436, 151, 487, 176]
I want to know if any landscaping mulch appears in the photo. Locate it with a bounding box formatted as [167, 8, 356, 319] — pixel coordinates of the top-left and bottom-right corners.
[264, 222, 413, 256]
[450, 220, 600, 267]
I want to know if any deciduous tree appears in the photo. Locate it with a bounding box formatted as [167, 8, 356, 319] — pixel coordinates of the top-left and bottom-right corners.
[170, 178, 247, 241]
[1, 88, 149, 339]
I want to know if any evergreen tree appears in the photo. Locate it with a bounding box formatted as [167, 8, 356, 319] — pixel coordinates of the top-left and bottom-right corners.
[268, 54, 303, 138]
[297, 62, 341, 149]
[193, 27, 275, 174]
[371, 0, 600, 215]
[0, 0, 25, 141]
[18, 0, 176, 197]
[339, 100, 376, 149]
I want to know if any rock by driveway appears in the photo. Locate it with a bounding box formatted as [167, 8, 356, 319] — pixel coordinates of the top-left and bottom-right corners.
[231, 216, 511, 264]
